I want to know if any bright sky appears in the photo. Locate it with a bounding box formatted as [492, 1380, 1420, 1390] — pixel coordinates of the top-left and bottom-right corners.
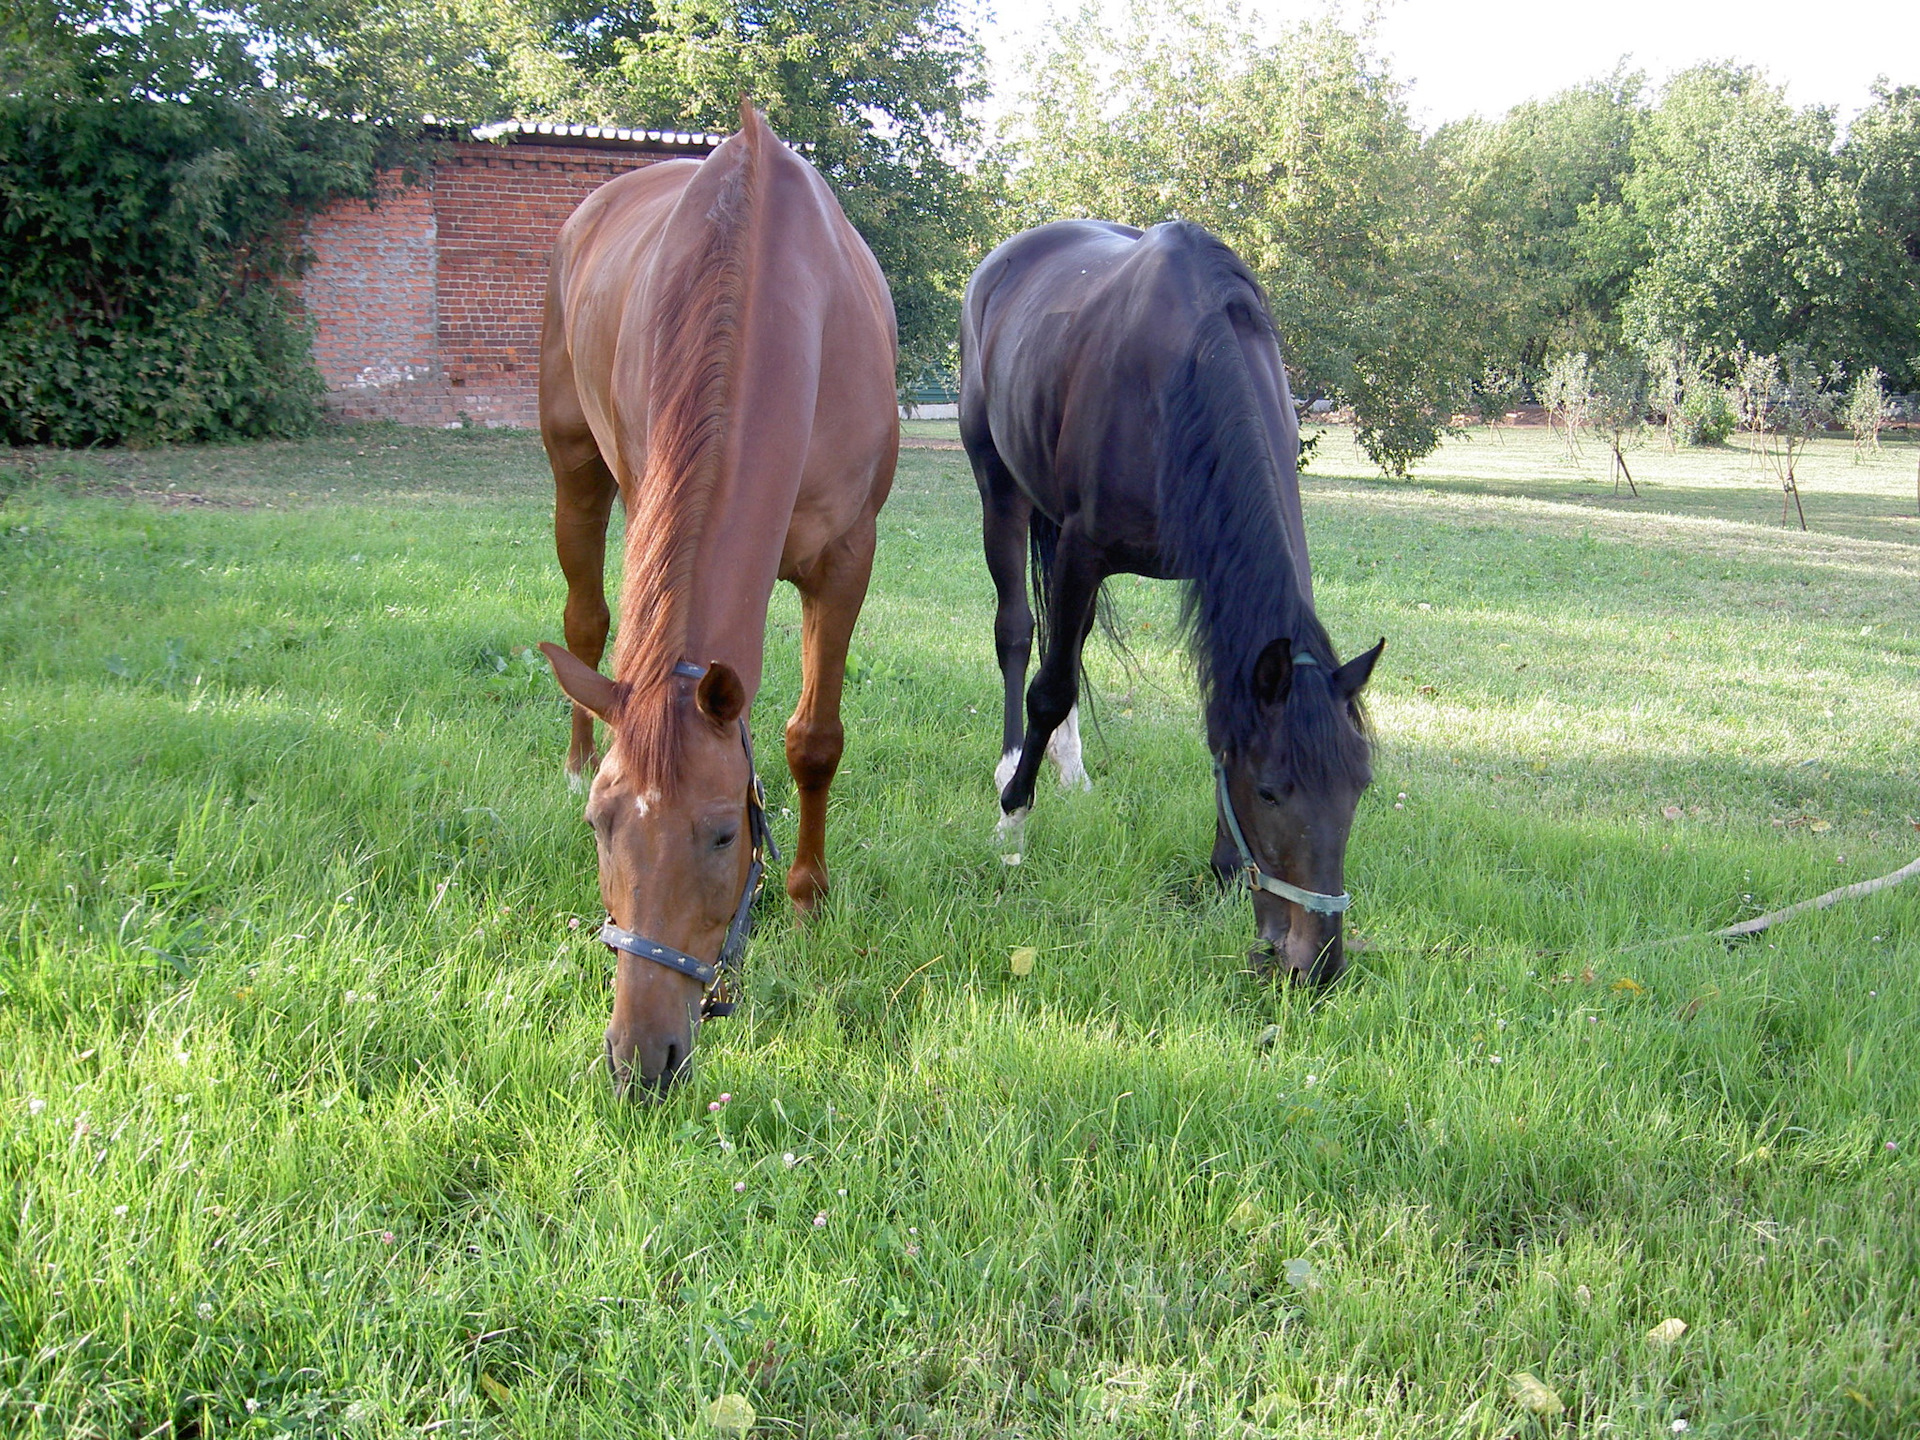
[982, 0, 1920, 131]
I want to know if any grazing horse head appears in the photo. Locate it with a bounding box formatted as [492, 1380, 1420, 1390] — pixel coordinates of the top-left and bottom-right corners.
[542, 646, 762, 1094]
[1217, 637, 1384, 986]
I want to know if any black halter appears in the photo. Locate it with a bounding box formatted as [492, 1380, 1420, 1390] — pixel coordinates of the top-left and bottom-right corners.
[597, 664, 778, 1020]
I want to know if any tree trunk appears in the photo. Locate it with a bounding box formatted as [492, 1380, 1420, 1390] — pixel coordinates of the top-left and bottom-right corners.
[1612, 441, 1638, 497]
[1785, 443, 1808, 531]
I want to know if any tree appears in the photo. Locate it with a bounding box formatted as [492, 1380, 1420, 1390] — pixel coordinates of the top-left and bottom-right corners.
[537, 0, 995, 383]
[1837, 84, 1920, 389]
[1618, 66, 1919, 388]
[1540, 350, 1591, 459]
[1009, 0, 1472, 476]
[1846, 366, 1887, 457]
[1586, 352, 1647, 495]
[1431, 70, 1644, 377]
[1735, 344, 1840, 530]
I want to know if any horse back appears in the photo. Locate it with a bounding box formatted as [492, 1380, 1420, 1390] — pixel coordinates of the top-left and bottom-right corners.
[542, 120, 896, 545]
[961, 220, 1304, 585]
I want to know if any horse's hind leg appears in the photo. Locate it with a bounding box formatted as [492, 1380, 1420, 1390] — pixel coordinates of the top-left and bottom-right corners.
[546, 420, 619, 785]
[783, 512, 877, 912]
[978, 474, 1034, 796]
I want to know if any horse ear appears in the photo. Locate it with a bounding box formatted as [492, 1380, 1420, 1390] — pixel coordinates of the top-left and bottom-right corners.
[1334, 637, 1386, 700]
[1252, 638, 1294, 708]
[539, 643, 618, 721]
[695, 661, 747, 728]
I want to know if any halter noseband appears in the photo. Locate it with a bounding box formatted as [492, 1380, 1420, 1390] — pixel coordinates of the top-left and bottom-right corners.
[1212, 652, 1352, 917]
[596, 661, 779, 1020]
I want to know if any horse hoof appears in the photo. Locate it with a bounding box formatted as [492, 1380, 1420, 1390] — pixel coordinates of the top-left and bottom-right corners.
[786, 867, 829, 914]
[995, 806, 1028, 862]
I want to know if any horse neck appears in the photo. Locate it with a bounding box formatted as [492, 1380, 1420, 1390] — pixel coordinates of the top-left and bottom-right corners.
[1159, 319, 1332, 748]
[610, 113, 804, 776]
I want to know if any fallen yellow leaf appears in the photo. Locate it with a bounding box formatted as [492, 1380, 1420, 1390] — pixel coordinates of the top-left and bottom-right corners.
[1227, 1199, 1264, 1233]
[702, 1393, 756, 1433]
[1647, 1317, 1688, 1346]
[1612, 976, 1646, 995]
[1510, 1372, 1563, 1417]
[479, 1373, 512, 1408]
[1009, 946, 1036, 977]
[1809, 819, 1832, 833]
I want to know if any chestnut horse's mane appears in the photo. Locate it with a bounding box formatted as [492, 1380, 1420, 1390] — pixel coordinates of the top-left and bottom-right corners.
[608, 102, 766, 791]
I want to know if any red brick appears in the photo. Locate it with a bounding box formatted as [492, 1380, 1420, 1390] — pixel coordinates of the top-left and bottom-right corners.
[295, 139, 689, 428]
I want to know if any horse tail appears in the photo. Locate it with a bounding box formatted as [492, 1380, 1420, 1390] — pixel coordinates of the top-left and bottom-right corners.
[1027, 507, 1061, 654]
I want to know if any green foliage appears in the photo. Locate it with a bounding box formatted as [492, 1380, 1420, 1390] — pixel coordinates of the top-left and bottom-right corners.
[1847, 366, 1888, 455]
[534, 0, 994, 384]
[1612, 68, 1920, 389]
[0, 0, 444, 445]
[1586, 353, 1647, 436]
[1010, 1, 1470, 476]
[1676, 380, 1737, 447]
[1469, 365, 1527, 426]
[1540, 351, 1591, 454]
[1433, 67, 1645, 372]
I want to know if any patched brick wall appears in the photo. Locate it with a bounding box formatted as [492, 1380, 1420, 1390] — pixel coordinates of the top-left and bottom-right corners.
[302, 181, 444, 425]
[298, 137, 697, 428]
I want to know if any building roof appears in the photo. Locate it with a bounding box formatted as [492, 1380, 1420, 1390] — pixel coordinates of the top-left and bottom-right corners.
[470, 120, 724, 153]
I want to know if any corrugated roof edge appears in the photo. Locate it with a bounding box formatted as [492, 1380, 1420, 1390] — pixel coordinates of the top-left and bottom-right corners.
[470, 120, 813, 153]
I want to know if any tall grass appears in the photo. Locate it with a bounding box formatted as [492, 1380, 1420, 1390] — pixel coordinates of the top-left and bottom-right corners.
[2, 426, 1915, 1438]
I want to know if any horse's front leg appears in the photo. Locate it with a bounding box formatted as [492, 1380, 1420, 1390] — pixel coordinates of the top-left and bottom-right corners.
[999, 523, 1103, 822]
[782, 515, 877, 913]
[979, 485, 1034, 796]
[550, 442, 619, 787]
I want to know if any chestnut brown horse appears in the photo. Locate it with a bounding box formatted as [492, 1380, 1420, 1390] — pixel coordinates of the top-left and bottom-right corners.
[536, 100, 897, 1095]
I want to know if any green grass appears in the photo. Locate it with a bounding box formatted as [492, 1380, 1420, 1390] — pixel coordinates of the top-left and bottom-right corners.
[2, 425, 1916, 1439]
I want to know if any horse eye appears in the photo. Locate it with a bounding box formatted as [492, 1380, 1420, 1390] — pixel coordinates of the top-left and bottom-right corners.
[1257, 787, 1280, 805]
[714, 830, 738, 850]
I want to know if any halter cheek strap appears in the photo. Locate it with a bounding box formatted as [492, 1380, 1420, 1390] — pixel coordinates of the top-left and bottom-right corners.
[1212, 651, 1352, 917]
[597, 663, 779, 1019]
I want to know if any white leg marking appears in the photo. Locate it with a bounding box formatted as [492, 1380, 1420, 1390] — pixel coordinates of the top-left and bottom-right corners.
[566, 766, 587, 795]
[1046, 704, 1091, 791]
[996, 806, 1028, 864]
[994, 747, 1022, 795]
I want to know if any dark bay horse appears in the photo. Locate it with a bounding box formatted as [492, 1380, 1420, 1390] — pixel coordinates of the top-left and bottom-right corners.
[537, 100, 897, 1093]
[960, 220, 1383, 985]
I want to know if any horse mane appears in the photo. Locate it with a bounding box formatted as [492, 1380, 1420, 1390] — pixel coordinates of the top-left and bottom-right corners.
[608, 99, 766, 791]
[1153, 227, 1371, 785]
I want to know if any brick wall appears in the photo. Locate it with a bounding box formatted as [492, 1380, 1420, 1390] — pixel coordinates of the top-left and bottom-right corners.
[298, 138, 694, 428]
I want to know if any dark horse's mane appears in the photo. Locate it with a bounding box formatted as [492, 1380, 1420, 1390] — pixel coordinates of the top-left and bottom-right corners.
[1153, 230, 1371, 785]
[606, 107, 763, 792]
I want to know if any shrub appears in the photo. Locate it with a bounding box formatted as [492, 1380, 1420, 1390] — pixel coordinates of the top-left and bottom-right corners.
[0, 3, 409, 446]
[1677, 382, 1736, 445]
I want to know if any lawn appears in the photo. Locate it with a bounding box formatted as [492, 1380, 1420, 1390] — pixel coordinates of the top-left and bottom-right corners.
[1, 424, 1916, 1439]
